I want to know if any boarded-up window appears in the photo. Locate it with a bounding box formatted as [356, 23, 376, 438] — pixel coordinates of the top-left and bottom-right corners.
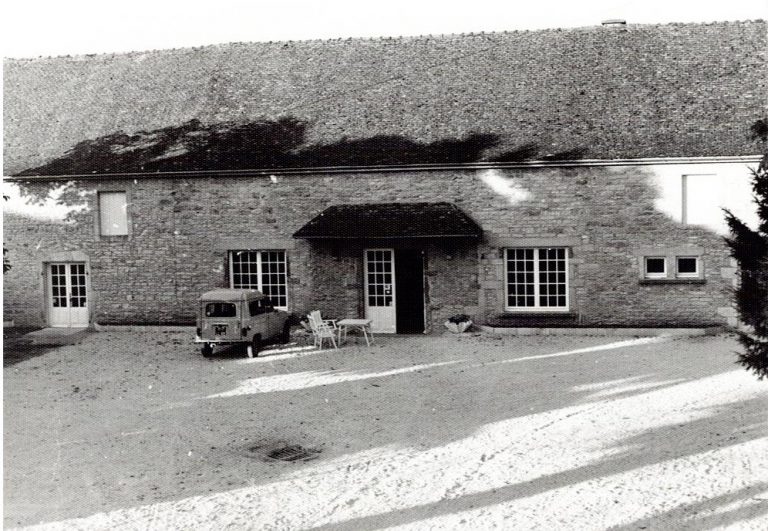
[99, 192, 128, 235]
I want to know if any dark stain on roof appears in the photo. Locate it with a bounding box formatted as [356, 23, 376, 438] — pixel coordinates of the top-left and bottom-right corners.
[4, 20, 767, 175]
[293, 202, 484, 239]
[14, 118, 502, 176]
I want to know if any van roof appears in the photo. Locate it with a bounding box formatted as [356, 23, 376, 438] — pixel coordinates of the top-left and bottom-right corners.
[199, 289, 264, 302]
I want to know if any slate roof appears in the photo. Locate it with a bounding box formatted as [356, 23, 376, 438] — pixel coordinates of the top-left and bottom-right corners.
[4, 20, 767, 176]
[293, 203, 483, 239]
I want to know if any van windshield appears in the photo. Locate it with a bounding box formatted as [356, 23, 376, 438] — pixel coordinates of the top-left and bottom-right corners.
[205, 302, 237, 317]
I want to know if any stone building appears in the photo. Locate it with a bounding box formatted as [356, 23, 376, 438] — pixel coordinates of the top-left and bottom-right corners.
[3, 20, 766, 332]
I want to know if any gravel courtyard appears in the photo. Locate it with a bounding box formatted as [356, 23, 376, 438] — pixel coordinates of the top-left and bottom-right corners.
[4, 330, 767, 530]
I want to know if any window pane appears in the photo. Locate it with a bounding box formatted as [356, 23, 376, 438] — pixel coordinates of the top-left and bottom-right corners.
[205, 303, 237, 317]
[51, 265, 68, 307]
[506, 247, 568, 310]
[99, 192, 128, 236]
[507, 249, 538, 308]
[230, 250, 288, 307]
[260, 250, 287, 307]
[677, 257, 698, 275]
[645, 257, 666, 275]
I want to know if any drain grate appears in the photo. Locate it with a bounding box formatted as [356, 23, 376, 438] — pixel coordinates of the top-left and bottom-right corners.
[264, 444, 321, 462]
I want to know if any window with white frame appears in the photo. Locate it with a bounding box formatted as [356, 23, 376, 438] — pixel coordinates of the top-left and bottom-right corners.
[505, 248, 569, 311]
[644, 257, 667, 279]
[98, 191, 128, 235]
[675, 256, 700, 278]
[229, 250, 288, 308]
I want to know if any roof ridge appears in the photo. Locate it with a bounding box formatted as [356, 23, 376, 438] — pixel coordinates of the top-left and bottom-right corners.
[5, 18, 765, 62]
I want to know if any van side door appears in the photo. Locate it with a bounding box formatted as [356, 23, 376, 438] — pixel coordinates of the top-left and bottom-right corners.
[247, 299, 270, 340]
[263, 300, 277, 339]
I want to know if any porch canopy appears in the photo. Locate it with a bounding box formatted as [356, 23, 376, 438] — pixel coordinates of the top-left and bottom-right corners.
[293, 202, 482, 240]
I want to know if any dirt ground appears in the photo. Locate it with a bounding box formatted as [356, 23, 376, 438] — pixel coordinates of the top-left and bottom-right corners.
[4, 330, 768, 529]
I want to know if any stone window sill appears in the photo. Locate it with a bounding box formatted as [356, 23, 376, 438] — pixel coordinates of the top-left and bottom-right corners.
[638, 278, 706, 285]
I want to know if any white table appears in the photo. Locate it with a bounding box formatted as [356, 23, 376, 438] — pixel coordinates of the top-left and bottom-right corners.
[337, 318, 374, 346]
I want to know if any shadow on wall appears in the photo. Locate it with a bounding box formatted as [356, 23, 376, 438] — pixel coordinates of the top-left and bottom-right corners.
[14, 117, 594, 178]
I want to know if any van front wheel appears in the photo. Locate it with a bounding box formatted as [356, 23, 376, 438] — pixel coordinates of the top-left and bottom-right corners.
[201, 343, 213, 357]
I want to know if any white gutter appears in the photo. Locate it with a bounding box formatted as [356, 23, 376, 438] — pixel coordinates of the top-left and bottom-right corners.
[4, 155, 763, 181]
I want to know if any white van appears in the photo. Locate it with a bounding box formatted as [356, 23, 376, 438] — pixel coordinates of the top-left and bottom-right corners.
[195, 289, 290, 357]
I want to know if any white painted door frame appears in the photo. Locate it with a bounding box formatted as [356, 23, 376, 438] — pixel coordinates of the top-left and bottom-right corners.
[364, 248, 396, 334]
[47, 262, 89, 327]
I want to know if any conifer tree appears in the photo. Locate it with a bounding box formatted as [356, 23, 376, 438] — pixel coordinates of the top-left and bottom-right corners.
[3, 194, 10, 273]
[723, 119, 768, 379]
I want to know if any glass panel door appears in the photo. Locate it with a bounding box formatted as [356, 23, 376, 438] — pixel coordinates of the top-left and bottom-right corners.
[364, 249, 396, 333]
[68, 263, 89, 326]
[48, 263, 89, 327]
[49, 263, 69, 327]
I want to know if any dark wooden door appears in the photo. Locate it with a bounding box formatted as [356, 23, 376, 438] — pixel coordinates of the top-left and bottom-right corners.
[394, 249, 425, 333]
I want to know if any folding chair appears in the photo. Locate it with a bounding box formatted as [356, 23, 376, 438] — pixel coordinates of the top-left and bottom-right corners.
[307, 311, 338, 349]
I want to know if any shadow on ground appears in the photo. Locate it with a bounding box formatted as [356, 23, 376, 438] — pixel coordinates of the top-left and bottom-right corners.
[3, 327, 51, 367]
[5, 333, 765, 528]
[308, 394, 767, 530]
[612, 482, 768, 530]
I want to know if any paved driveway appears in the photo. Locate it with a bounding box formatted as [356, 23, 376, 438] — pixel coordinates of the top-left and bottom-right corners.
[4, 331, 767, 529]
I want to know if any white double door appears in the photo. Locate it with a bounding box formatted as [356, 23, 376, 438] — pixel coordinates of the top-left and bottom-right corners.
[48, 263, 89, 327]
[364, 249, 396, 334]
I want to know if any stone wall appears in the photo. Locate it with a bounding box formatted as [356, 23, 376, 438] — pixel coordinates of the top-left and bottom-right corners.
[4, 162, 740, 329]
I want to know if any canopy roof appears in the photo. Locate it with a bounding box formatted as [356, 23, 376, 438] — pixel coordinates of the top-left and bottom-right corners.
[293, 202, 483, 239]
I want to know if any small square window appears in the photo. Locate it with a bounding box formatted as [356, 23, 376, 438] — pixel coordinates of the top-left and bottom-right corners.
[676, 256, 699, 278]
[645, 257, 667, 279]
